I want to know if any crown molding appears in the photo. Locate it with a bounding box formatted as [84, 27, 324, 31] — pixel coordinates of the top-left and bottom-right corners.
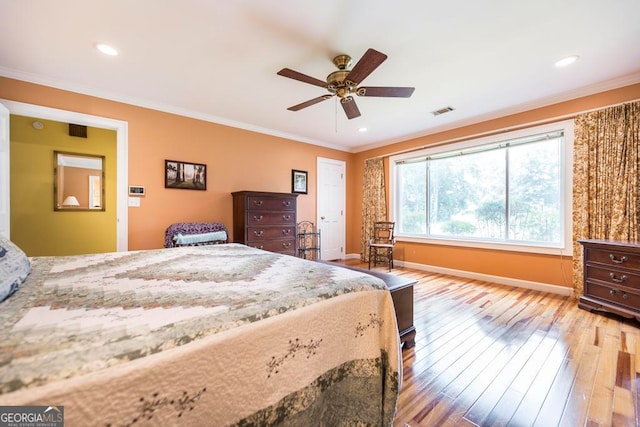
[0, 67, 352, 153]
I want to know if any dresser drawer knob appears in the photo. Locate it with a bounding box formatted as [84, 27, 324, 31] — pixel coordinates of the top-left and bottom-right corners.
[283, 229, 291, 235]
[283, 242, 292, 248]
[282, 201, 291, 207]
[609, 288, 628, 299]
[253, 215, 264, 222]
[609, 273, 627, 283]
[283, 215, 291, 221]
[253, 200, 264, 207]
[253, 230, 264, 237]
[610, 254, 628, 264]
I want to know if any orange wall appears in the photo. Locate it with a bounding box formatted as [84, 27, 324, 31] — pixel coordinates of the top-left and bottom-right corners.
[0, 77, 350, 250]
[347, 83, 640, 288]
[60, 166, 98, 208]
[3, 76, 640, 288]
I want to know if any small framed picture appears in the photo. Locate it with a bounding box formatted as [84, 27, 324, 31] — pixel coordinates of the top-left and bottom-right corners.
[165, 160, 206, 190]
[292, 169, 308, 194]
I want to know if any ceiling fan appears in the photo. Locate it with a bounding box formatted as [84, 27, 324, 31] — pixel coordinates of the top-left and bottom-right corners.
[277, 48, 415, 120]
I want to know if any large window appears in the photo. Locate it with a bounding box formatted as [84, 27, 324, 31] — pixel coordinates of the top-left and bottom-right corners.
[391, 121, 573, 253]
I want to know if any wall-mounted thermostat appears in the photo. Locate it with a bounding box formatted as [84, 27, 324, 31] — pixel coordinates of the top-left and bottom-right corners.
[129, 186, 145, 196]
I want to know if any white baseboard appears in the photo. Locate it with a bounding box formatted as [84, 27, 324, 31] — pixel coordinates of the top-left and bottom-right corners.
[345, 253, 573, 296]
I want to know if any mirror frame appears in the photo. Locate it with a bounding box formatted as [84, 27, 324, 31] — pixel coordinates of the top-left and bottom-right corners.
[54, 150, 106, 211]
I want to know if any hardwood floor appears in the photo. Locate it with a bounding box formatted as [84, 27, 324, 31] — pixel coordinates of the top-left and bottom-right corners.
[344, 261, 640, 427]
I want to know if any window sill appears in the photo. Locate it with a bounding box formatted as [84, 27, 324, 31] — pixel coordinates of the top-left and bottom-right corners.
[396, 235, 572, 256]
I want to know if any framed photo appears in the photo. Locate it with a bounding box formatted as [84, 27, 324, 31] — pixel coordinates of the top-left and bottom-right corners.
[165, 160, 207, 190]
[292, 169, 308, 194]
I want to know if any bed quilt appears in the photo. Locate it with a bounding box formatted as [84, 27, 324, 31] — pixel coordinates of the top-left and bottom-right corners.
[0, 243, 400, 426]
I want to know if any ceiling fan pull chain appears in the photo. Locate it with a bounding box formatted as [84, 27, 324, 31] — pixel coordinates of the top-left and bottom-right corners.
[335, 97, 338, 133]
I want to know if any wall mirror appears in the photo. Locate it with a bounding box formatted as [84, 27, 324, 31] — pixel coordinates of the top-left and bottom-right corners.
[54, 151, 105, 211]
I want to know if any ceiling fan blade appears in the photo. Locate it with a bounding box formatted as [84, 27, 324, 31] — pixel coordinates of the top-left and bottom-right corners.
[287, 95, 333, 111]
[345, 48, 387, 85]
[357, 86, 415, 98]
[341, 96, 361, 120]
[277, 68, 327, 88]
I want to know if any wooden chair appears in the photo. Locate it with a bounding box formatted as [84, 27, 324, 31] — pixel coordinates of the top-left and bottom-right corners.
[368, 221, 396, 271]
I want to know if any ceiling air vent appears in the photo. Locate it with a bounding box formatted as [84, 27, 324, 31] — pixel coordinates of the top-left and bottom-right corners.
[431, 106, 455, 116]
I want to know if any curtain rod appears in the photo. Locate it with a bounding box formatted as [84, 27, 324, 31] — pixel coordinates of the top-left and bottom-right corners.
[365, 97, 640, 161]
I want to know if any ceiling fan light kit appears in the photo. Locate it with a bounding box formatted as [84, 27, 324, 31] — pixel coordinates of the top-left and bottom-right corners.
[277, 48, 415, 120]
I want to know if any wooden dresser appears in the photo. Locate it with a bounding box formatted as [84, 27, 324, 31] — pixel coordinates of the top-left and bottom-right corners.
[579, 239, 640, 321]
[231, 191, 298, 256]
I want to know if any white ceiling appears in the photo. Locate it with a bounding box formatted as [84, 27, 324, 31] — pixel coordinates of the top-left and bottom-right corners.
[1, 1, 639, 152]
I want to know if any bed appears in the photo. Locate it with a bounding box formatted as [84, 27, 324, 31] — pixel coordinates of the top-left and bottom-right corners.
[0, 237, 401, 426]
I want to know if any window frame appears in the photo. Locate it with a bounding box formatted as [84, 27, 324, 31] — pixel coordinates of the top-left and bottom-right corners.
[389, 120, 574, 255]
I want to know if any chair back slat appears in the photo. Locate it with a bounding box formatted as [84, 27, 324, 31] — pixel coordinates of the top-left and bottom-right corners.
[372, 221, 395, 244]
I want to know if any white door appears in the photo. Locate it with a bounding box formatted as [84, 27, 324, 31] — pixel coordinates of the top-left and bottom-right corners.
[0, 103, 9, 238]
[317, 157, 345, 260]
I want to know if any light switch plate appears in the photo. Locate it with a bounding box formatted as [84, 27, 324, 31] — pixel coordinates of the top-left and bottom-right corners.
[128, 197, 141, 207]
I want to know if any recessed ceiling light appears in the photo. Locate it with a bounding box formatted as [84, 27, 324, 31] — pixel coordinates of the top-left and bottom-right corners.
[95, 43, 118, 56]
[555, 55, 579, 67]
[358, 127, 368, 132]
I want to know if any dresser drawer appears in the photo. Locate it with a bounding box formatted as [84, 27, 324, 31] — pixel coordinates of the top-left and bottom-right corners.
[247, 239, 295, 253]
[585, 281, 640, 311]
[585, 247, 640, 270]
[585, 265, 640, 290]
[247, 226, 295, 241]
[247, 212, 295, 226]
[248, 196, 296, 211]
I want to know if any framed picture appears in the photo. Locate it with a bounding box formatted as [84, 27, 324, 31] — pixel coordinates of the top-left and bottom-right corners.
[292, 169, 308, 194]
[165, 160, 207, 190]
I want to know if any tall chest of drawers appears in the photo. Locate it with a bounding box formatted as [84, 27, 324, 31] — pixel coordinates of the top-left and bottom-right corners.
[231, 191, 298, 256]
[578, 239, 640, 321]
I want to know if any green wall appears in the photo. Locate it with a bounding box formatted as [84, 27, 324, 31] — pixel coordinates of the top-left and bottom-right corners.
[10, 115, 117, 256]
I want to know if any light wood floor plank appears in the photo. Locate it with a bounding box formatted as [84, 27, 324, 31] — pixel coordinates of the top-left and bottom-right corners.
[532, 313, 603, 427]
[585, 331, 618, 426]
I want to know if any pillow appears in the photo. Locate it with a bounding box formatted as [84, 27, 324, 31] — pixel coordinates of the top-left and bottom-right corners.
[173, 230, 228, 246]
[0, 235, 31, 302]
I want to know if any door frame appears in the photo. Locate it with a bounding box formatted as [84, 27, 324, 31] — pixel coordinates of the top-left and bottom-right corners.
[0, 103, 9, 238]
[0, 99, 129, 251]
[316, 156, 346, 260]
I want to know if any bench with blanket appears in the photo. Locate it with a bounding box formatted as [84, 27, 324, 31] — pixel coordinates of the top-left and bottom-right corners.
[164, 222, 228, 248]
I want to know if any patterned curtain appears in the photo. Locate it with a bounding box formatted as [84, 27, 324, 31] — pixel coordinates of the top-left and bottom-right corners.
[572, 101, 640, 296]
[361, 158, 387, 261]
